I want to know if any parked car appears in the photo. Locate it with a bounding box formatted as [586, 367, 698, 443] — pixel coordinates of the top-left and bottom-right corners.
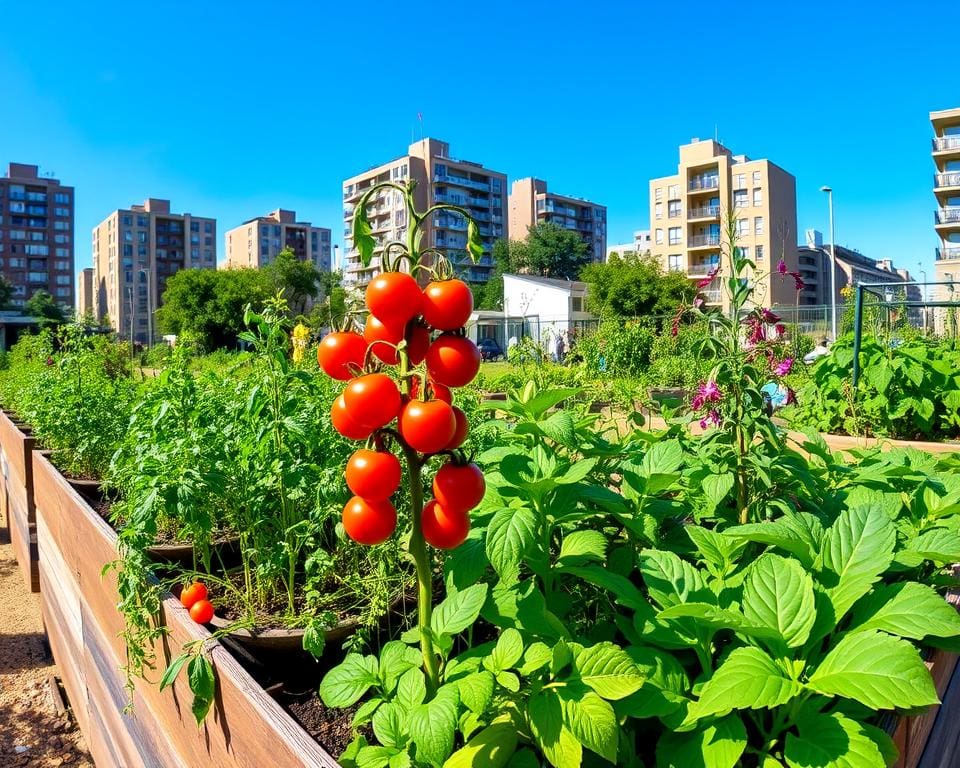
[477, 337, 504, 361]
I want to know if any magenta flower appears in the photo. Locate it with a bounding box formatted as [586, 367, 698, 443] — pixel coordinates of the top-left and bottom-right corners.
[698, 379, 722, 403]
[761, 308, 781, 324]
[697, 266, 720, 289]
[785, 388, 797, 405]
[773, 357, 794, 376]
[774, 323, 786, 338]
[790, 271, 805, 291]
[693, 297, 704, 310]
[690, 393, 705, 410]
[745, 315, 765, 345]
[699, 409, 720, 430]
[777, 259, 787, 275]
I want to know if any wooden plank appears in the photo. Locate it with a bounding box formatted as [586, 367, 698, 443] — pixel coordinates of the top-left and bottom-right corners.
[0, 411, 37, 515]
[918, 659, 960, 767]
[8, 487, 39, 592]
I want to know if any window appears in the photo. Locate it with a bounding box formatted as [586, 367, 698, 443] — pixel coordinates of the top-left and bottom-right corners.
[54, 192, 70, 204]
[56, 247, 69, 257]
[191, 234, 200, 244]
[667, 184, 679, 198]
[204, 249, 213, 261]
[733, 173, 746, 189]
[752, 171, 762, 184]
[753, 188, 762, 206]
[29, 232, 44, 241]
[137, 215, 148, 227]
[654, 202, 662, 220]
[191, 247, 200, 259]
[55, 207, 70, 217]
[733, 189, 748, 208]
[654, 188, 662, 201]
[56, 275, 70, 285]
[28, 271, 48, 282]
[668, 200, 681, 218]
[124, 230, 133, 241]
[190, 221, 200, 232]
[204, 222, 212, 233]
[435, 163, 447, 177]
[571, 297, 583, 312]
[668, 254, 681, 272]
[138, 231, 147, 243]
[54, 220, 70, 230]
[54, 234, 70, 243]
[754, 216, 764, 234]
[123, 215, 132, 226]
[736, 219, 749, 237]
[8, 258, 26, 268]
[668, 227, 682, 245]
[755, 244, 764, 262]
[655, 228, 664, 245]
[24, 245, 49, 256]
[55, 260, 69, 270]
[9, 230, 25, 240]
[55, 287, 70, 298]
[9, 201, 25, 213]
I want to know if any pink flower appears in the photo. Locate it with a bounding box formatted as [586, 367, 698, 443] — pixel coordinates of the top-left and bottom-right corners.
[774, 323, 786, 338]
[745, 316, 765, 345]
[693, 297, 704, 310]
[698, 379, 722, 403]
[773, 357, 794, 376]
[790, 271, 805, 291]
[697, 266, 719, 289]
[761, 308, 781, 324]
[699, 409, 720, 430]
[777, 259, 787, 275]
[785, 388, 797, 405]
[690, 393, 705, 410]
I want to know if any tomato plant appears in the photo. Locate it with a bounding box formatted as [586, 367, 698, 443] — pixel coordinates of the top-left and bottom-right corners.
[316, 331, 366, 380]
[399, 398, 457, 455]
[189, 599, 214, 624]
[365, 271, 423, 328]
[342, 373, 401, 429]
[432, 461, 485, 514]
[446, 405, 469, 449]
[331, 394, 373, 440]
[345, 448, 402, 500]
[179, 582, 208, 609]
[342, 496, 397, 545]
[362, 315, 403, 365]
[421, 499, 469, 549]
[421, 278, 473, 331]
[425, 333, 482, 388]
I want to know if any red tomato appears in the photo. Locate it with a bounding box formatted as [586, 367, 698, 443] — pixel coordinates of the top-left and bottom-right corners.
[316, 332, 366, 380]
[366, 272, 423, 329]
[421, 499, 470, 550]
[446, 406, 469, 450]
[331, 395, 373, 440]
[422, 279, 474, 331]
[399, 399, 456, 454]
[407, 323, 432, 366]
[410, 378, 452, 404]
[346, 449, 402, 500]
[342, 496, 397, 545]
[363, 316, 404, 365]
[180, 582, 208, 609]
[425, 334, 481, 388]
[189, 599, 215, 624]
[432, 462, 485, 514]
[343, 374, 401, 429]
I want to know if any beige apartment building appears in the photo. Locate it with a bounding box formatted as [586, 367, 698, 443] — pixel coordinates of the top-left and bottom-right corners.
[648, 139, 800, 310]
[342, 138, 507, 286]
[77, 267, 94, 318]
[92, 199, 216, 342]
[0, 162, 75, 310]
[508, 178, 606, 262]
[932, 108, 960, 305]
[224, 209, 331, 271]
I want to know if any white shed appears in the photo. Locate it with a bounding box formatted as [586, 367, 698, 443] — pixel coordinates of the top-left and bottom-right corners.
[502, 274, 593, 348]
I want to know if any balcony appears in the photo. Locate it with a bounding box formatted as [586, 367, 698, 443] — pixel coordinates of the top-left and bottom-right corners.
[936, 207, 960, 226]
[434, 192, 469, 206]
[933, 136, 960, 152]
[435, 216, 467, 231]
[702, 289, 722, 304]
[937, 247, 960, 261]
[687, 262, 719, 277]
[689, 234, 721, 248]
[689, 176, 720, 192]
[688, 205, 720, 220]
[435, 173, 490, 192]
[935, 172, 960, 189]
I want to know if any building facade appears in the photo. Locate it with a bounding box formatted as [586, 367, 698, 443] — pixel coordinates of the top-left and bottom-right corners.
[608, 230, 652, 260]
[342, 139, 507, 287]
[92, 199, 216, 342]
[502, 273, 592, 348]
[932, 108, 960, 304]
[648, 139, 799, 309]
[77, 267, 94, 318]
[224, 209, 331, 271]
[0, 163, 75, 310]
[508, 178, 606, 263]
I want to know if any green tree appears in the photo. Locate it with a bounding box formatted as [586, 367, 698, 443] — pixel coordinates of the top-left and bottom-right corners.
[474, 239, 511, 310]
[304, 270, 348, 330]
[580, 253, 696, 318]
[0, 275, 14, 309]
[25, 289, 68, 328]
[263, 247, 321, 316]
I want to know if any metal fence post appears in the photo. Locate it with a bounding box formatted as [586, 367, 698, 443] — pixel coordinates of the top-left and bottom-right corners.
[851, 284, 864, 388]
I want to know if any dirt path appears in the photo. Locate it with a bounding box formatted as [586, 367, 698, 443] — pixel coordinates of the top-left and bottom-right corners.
[0, 535, 92, 767]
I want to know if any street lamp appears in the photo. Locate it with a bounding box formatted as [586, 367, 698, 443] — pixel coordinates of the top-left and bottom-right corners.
[138, 268, 153, 346]
[820, 186, 837, 341]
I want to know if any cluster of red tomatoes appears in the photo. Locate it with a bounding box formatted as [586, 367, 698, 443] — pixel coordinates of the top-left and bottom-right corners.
[317, 273, 486, 550]
[180, 581, 214, 624]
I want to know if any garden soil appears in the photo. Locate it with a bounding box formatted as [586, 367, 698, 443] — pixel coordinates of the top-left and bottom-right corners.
[0, 538, 92, 767]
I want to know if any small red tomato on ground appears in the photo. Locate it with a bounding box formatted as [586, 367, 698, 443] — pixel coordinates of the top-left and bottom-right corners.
[180, 582, 208, 609]
[363, 316, 404, 365]
[425, 334, 481, 388]
[446, 406, 469, 450]
[433, 462, 485, 514]
[343, 374, 401, 429]
[400, 399, 457, 455]
[189, 599, 215, 624]
[365, 272, 423, 329]
[331, 395, 374, 440]
[316, 331, 366, 380]
[342, 496, 398, 545]
[407, 323, 432, 366]
[421, 279, 474, 331]
[346, 449, 402, 500]
[421, 499, 470, 550]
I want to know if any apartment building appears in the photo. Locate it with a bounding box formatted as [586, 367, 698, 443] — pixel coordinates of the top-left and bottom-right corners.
[608, 230, 652, 260]
[92, 198, 216, 342]
[648, 139, 799, 309]
[508, 178, 606, 263]
[77, 267, 94, 318]
[932, 108, 960, 302]
[0, 162, 75, 310]
[342, 138, 507, 287]
[224, 208, 331, 271]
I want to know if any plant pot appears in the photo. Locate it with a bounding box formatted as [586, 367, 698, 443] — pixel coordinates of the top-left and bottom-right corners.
[146, 535, 242, 569]
[588, 399, 611, 414]
[207, 613, 359, 654]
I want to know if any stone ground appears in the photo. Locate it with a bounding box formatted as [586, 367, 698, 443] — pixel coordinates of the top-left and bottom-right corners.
[0, 535, 92, 767]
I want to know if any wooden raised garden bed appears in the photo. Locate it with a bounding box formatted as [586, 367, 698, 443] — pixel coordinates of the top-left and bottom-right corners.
[32, 450, 339, 768]
[0, 409, 39, 592]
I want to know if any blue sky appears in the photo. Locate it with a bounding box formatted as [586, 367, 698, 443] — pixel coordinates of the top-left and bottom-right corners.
[0, 1, 951, 281]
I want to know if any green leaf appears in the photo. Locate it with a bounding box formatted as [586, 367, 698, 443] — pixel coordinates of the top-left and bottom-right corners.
[523, 387, 582, 419]
[570, 642, 645, 700]
[432, 584, 489, 637]
[850, 581, 960, 640]
[320, 653, 379, 707]
[898, 528, 960, 567]
[187, 654, 216, 725]
[784, 712, 887, 768]
[742, 553, 816, 650]
[506, 749, 541, 768]
[395, 668, 427, 710]
[528, 691, 582, 768]
[443, 722, 518, 768]
[302, 623, 326, 659]
[486, 628, 524, 672]
[466, 219, 484, 263]
[408, 685, 459, 768]
[352, 698, 383, 727]
[689, 647, 802, 721]
[701, 473, 735, 509]
[807, 630, 938, 710]
[352, 196, 377, 267]
[556, 565, 647, 611]
[486, 506, 537, 585]
[559, 688, 619, 763]
[820, 504, 896, 622]
[640, 548, 707, 609]
[558, 530, 607, 565]
[372, 702, 407, 749]
[520, 642, 553, 675]
[556, 457, 598, 485]
[496, 671, 520, 692]
[685, 526, 742, 569]
[456, 671, 494, 714]
[726, 513, 823, 569]
[356, 746, 393, 768]
[158, 652, 189, 692]
[379, 641, 421, 694]
[538, 410, 576, 446]
[641, 439, 684, 477]
[656, 714, 747, 768]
